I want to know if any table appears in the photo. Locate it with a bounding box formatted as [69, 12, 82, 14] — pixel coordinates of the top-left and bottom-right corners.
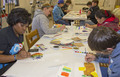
[63, 11, 87, 20]
[2, 26, 102, 77]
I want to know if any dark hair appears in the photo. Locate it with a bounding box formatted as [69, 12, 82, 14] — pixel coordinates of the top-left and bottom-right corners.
[87, 1, 92, 6]
[7, 8, 32, 26]
[41, 4, 51, 10]
[88, 26, 120, 52]
[66, 1, 71, 4]
[92, 0, 99, 5]
[95, 9, 113, 19]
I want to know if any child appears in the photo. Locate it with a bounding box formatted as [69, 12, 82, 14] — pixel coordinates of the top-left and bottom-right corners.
[80, 0, 99, 26]
[53, 0, 69, 25]
[85, 26, 120, 77]
[87, 0, 99, 24]
[32, 4, 65, 37]
[61, 0, 71, 15]
[86, 9, 119, 32]
[87, 1, 92, 8]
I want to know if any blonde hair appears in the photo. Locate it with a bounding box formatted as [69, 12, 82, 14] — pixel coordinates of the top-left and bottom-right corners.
[41, 4, 51, 10]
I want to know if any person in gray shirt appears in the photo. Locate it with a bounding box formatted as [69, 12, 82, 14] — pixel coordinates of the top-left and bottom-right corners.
[32, 4, 65, 37]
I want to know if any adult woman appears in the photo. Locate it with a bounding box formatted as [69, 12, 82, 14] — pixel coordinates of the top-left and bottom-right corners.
[0, 8, 32, 71]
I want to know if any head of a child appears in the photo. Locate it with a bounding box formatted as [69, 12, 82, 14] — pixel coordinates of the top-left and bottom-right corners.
[87, 1, 92, 8]
[88, 26, 120, 55]
[95, 9, 113, 24]
[7, 8, 32, 35]
[58, 0, 64, 7]
[92, 0, 99, 7]
[65, 0, 71, 6]
[41, 4, 52, 16]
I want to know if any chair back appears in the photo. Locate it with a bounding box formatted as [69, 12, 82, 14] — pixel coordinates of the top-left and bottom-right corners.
[26, 29, 40, 49]
[28, 25, 32, 33]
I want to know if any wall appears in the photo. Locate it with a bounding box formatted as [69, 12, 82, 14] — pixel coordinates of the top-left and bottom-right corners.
[99, 0, 117, 10]
[17, 0, 31, 13]
[69, 0, 117, 11]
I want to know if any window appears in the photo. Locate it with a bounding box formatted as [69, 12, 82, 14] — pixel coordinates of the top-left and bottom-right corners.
[3, 0, 19, 6]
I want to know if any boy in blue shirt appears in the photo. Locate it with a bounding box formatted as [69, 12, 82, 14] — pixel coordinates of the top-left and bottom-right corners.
[85, 26, 120, 77]
[53, 0, 69, 25]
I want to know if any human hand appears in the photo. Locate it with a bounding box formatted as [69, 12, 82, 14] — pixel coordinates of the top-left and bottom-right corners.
[16, 50, 31, 60]
[85, 23, 91, 27]
[85, 54, 96, 62]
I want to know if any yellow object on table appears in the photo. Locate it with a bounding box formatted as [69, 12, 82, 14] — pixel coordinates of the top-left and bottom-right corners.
[79, 67, 86, 71]
[91, 71, 98, 77]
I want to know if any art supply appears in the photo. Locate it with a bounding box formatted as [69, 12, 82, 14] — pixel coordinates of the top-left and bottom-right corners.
[82, 75, 91, 77]
[91, 71, 98, 77]
[73, 47, 79, 50]
[31, 53, 43, 59]
[57, 66, 72, 77]
[62, 46, 72, 49]
[74, 51, 93, 54]
[79, 9, 81, 14]
[28, 49, 39, 52]
[61, 48, 72, 50]
[53, 33, 62, 37]
[79, 67, 86, 71]
[35, 44, 47, 51]
[84, 63, 96, 76]
[53, 45, 59, 50]
[54, 24, 63, 28]
[82, 30, 88, 32]
[53, 45, 59, 48]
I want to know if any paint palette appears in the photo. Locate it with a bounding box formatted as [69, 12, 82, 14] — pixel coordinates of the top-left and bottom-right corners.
[57, 66, 72, 77]
[31, 53, 43, 59]
[54, 24, 63, 28]
[57, 62, 99, 77]
[35, 44, 47, 51]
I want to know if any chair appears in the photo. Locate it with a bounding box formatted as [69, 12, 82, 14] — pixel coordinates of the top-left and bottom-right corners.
[28, 25, 32, 33]
[99, 63, 109, 67]
[26, 29, 40, 49]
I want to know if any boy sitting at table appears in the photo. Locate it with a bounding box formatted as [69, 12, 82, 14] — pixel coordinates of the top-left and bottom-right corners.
[85, 26, 120, 77]
[32, 4, 65, 37]
[53, 0, 69, 25]
[85, 9, 119, 32]
[87, 0, 99, 24]
[61, 0, 72, 15]
[80, 0, 99, 26]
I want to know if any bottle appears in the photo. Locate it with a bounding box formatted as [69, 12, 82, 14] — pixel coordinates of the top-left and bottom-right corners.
[79, 9, 81, 14]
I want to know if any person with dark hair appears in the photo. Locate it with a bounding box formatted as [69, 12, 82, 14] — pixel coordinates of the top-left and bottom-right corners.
[53, 0, 69, 25]
[87, 1, 92, 8]
[86, 9, 119, 32]
[32, 4, 65, 37]
[85, 26, 120, 77]
[61, 0, 71, 15]
[0, 8, 32, 70]
[87, 0, 99, 24]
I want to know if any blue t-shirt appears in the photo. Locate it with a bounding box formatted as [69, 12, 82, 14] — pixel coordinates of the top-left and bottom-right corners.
[0, 26, 23, 69]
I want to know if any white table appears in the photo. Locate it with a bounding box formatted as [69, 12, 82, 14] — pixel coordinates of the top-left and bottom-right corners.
[2, 26, 102, 77]
[63, 11, 87, 20]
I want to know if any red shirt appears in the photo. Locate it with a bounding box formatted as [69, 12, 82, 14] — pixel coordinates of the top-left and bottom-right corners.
[97, 16, 119, 31]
